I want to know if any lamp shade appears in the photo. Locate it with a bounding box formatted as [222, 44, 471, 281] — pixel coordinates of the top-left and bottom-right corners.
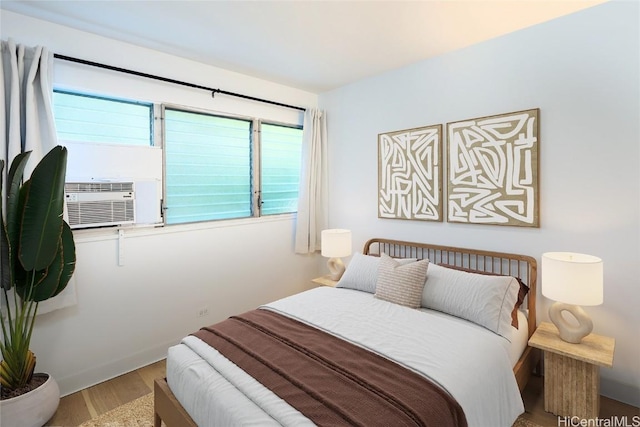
[321, 229, 352, 258]
[541, 252, 603, 306]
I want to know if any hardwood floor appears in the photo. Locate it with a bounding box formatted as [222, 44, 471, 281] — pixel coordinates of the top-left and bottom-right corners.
[47, 361, 639, 427]
[46, 360, 166, 426]
[519, 374, 639, 426]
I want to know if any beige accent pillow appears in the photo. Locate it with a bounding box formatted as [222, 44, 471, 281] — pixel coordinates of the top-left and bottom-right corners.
[374, 253, 429, 308]
[336, 252, 418, 294]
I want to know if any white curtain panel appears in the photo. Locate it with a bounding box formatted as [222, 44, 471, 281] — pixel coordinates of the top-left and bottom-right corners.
[1, 39, 57, 175]
[294, 108, 328, 254]
[1, 39, 77, 315]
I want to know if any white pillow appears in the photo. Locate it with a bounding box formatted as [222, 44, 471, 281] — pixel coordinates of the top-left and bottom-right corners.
[421, 263, 519, 339]
[336, 252, 417, 294]
[374, 253, 429, 308]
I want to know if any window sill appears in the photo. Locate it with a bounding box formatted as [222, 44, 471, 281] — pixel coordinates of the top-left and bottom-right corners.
[71, 213, 296, 243]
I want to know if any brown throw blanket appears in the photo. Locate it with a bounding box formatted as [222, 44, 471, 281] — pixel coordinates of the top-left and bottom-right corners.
[193, 309, 467, 427]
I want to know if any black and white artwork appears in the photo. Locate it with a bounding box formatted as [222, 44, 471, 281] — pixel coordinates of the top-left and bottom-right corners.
[378, 124, 442, 222]
[447, 109, 539, 227]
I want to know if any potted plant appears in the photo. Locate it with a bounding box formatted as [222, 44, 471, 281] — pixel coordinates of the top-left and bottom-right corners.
[0, 146, 76, 427]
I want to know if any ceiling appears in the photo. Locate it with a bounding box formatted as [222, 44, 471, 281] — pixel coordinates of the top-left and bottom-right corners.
[1, 0, 606, 93]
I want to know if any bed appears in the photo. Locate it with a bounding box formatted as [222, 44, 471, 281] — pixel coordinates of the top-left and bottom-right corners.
[154, 238, 539, 427]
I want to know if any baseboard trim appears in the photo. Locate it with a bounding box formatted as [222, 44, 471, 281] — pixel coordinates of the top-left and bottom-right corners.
[601, 377, 640, 408]
[56, 338, 176, 397]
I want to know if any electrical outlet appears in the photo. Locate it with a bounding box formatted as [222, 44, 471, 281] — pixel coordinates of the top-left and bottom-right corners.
[196, 306, 210, 318]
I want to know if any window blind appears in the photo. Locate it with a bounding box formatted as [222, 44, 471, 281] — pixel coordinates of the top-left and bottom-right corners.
[260, 123, 303, 215]
[53, 90, 152, 146]
[164, 109, 252, 224]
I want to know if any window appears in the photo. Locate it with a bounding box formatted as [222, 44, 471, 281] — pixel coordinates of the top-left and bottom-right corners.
[53, 90, 153, 146]
[164, 108, 253, 224]
[260, 124, 303, 215]
[163, 108, 303, 224]
[52, 90, 303, 227]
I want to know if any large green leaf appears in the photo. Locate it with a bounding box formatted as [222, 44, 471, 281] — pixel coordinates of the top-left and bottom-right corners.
[51, 221, 76, 298]
[7, 152, 32, 241]
[9, 181, 31, 290]
[18, 146, 67, 271]
[21, 222, 75, 302]
[25, 249, 62, 302]
[2, 153, 32, 291]
[0, 216, 8, 290]
[1, 159, 9, 290]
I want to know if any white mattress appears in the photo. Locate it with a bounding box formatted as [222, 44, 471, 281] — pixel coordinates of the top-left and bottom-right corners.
[167, 287, 525, 427]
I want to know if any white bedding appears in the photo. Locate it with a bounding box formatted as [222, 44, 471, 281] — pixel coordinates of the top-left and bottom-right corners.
[167, 287, 525, 427]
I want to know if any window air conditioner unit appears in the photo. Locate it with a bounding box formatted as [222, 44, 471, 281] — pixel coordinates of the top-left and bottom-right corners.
[65, 181, 135, 229]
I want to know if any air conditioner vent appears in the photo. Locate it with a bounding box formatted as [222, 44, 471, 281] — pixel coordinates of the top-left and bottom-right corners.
[65, 182, 134, 193]
[65, 181, 135, 229]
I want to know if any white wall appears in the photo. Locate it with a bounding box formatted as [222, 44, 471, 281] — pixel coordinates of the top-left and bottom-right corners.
[1, 11, 323, 396]
[320, 1, 639, 406]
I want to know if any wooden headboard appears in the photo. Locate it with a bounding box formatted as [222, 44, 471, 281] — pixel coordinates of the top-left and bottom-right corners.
[362, 238, 538, 340]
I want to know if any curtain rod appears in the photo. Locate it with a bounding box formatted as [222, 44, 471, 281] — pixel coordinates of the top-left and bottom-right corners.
[53, 54, 306, 112]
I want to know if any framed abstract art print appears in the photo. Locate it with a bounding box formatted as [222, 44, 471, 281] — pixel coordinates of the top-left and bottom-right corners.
[446, 109, 539, 227]
[378, 124, 442, 222]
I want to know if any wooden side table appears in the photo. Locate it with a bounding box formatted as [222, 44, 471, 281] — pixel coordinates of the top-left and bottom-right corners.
[312, 275, 338, 287]
[528, 322, 615, 419]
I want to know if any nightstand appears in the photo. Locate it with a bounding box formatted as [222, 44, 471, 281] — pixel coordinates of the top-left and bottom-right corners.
[312, 275, 338, 287]
[528, 322, 615, 419]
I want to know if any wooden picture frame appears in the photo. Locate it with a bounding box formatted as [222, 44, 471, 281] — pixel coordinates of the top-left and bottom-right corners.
[446, 109, 539, 227]
[378, 124, 443, 222]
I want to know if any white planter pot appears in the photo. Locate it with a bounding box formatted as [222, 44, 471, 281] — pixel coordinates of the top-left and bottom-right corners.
[0, 374, 60, 427]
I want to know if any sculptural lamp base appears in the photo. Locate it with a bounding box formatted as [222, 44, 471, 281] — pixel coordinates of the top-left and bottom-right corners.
[549, 302, 593, 344]
[327, 257, 345, 281]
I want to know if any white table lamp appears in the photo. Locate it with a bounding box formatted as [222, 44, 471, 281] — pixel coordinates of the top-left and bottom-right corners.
[321, 229, 352, 281]
[541, 252, 603, 344]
